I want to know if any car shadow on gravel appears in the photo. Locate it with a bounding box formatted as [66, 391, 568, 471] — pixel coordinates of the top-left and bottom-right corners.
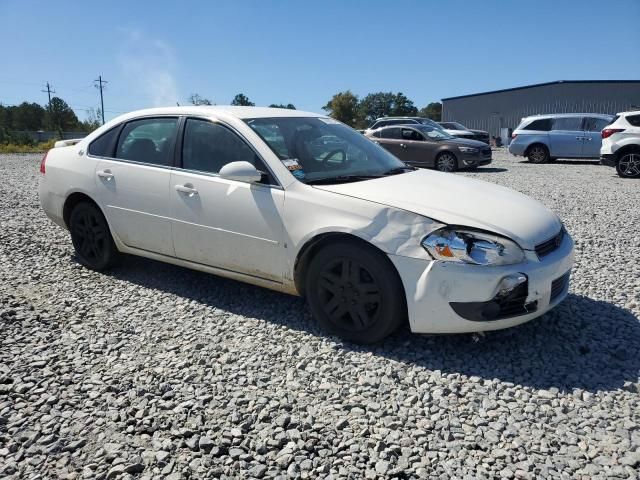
[106, 256, 639, 393]
[468, 167, 508, 173]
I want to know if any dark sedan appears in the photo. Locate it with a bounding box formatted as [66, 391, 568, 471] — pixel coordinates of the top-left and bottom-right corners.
[366, 124, 491, 172]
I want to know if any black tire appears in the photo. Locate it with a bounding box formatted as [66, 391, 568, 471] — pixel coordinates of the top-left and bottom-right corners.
[69, 202, 118, 270]
[435, 152, 458, 172]
[305, 241, 406, 344]
[616, 152, 640, 178]
[527, 144, 549, 164]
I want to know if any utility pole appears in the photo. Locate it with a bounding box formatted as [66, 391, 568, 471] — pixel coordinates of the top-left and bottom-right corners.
[41, 82, 55, 130]
[41, 82, 55, 106]
[94, 75, 108, 124]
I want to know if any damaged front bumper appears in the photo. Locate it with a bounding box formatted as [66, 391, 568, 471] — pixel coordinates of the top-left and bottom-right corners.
[388, 232, 575, 334]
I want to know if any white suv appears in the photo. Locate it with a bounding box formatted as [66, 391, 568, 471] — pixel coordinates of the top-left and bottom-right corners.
[600, 110, 640, 178]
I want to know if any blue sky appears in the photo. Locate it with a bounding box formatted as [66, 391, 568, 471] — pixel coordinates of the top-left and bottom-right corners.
[1, 0, 639, 122]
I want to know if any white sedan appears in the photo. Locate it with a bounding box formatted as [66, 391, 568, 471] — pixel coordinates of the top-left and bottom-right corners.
[39, 106, 574, 343]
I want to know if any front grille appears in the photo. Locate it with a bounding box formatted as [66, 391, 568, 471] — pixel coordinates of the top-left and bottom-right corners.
[535, 228, 564, 258]
[550, 271, 570, 302]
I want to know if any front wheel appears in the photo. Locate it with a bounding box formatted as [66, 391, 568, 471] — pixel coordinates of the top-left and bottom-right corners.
[305, 242, 406, 344]
[435, 152, 458, 172]
[69, 202, 118, 270]
[616, 152, 640, 178]
[527, 145, 549, 164]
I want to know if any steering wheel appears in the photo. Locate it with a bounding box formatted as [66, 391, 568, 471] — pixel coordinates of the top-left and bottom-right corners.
[321, 149, 346, 165]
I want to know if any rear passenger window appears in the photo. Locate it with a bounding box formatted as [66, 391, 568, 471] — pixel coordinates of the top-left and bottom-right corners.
[381, 128, 402, 139]
[88, 127, 120, 157]
[584, 117, 612, 132]
[525, 119, 552, 131]
[627, 114, 640, 127]
[553, 117, 582, 131]
[116, 117, 178, 166]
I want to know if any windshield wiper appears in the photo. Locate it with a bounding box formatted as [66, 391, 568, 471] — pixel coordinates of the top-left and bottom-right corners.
[383, 166, 416, 175]
[306, 174, 382, 185]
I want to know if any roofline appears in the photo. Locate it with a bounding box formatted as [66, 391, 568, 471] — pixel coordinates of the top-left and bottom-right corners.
[521, 112, 615, 119]
[441, 80, 640, 101]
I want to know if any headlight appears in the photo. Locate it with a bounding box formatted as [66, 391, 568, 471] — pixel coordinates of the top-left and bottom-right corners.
[422, 228, 525, 265]
[458, 146, 479, 154]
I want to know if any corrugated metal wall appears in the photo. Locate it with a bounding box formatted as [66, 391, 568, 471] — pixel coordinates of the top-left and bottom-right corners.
[442, 82, 640, 137]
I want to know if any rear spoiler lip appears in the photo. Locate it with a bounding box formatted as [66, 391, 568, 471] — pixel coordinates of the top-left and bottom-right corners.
[54, 138, 84, 148]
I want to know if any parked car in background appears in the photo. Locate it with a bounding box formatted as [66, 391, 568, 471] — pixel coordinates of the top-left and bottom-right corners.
[39, 106, 573, 343]
[438, 122, 490, 144]
[509, 113, 614, 163]
[600, 110, 640, 178]
[365, 116, 440, 135]
[367, 124, 492, 172]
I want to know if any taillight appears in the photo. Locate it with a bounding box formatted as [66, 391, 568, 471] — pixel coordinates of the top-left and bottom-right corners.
[602, 128, 624, 139]
[40, 150, 49, 174]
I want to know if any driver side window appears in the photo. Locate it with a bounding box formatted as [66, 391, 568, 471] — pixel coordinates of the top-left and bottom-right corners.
[182, 118, 268, 177]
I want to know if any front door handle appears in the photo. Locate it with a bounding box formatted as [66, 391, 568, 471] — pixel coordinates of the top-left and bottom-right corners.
[175, 184, 199, 197]
[400, 143, 407, 149]
[97, 169, 114, 181]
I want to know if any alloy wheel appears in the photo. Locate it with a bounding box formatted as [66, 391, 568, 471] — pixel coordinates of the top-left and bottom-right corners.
[529, 146, 547, 163]
[618, 153, 640, 178]
[437, 154, 456, 172]
[72, 210, 108, 263]
[316, 257, 382, 332]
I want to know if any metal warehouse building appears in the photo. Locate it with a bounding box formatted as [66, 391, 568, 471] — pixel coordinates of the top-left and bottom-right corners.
[441, 80, 640, 137]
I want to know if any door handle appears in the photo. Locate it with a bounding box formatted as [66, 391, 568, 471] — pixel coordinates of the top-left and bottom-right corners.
[575, 136, 585, 140]
[97, 169, 114, 180]
[175, 184, 199, 197]
[400, 143, 407, 149]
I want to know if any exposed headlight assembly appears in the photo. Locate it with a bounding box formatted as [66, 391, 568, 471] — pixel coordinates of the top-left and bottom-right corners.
[458, 146, 479, 153]
[422, 228, 525, 266]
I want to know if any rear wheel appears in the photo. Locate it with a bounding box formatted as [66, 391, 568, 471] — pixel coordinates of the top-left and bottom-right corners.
[305, 241, 406, 344]
[527, 144, 549, 164]
[435, 152, 458, 172]
[69, 202, 118, 270]
[616, 152, 640, 178]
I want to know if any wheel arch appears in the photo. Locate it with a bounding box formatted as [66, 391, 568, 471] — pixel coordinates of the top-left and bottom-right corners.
[293, 232, 406, 306]
[524, 142, 549, 157]
[615, 143, 640, 159]
[63, 191, 103, 229]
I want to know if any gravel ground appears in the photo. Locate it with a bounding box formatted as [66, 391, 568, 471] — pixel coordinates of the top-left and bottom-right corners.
[1, 151, 639, 480]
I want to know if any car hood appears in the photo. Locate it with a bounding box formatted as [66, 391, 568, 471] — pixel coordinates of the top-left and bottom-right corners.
[314, 170, 561, 250]
[449, 138, 489, 148]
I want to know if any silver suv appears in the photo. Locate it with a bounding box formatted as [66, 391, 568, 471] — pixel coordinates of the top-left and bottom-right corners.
[509, 113, 614, 163]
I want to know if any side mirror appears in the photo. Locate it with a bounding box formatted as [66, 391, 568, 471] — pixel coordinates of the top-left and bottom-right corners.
[219, 161, 262, 183]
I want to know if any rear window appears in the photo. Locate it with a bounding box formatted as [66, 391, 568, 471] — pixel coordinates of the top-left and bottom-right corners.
[523, 118, 552, 131]
[627, 114, 640, 127]
[88, 126, 120, 157]
[381, 128, 402, 139]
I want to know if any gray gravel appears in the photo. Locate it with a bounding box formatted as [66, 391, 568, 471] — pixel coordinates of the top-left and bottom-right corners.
[1, 151, 639, 479]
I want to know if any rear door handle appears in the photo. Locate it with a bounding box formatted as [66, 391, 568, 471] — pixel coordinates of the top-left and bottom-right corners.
[175, 184, 199, 197]
[97, 169, 114, 180]
[576, 136, 585, 140]
[400, 143, 407, 149]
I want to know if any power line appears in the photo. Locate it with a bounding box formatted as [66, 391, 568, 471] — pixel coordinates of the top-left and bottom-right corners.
[94, 75, 108, 124]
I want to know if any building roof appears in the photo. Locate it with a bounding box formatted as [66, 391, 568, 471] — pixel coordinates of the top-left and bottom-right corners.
[441, 80, 640, 102]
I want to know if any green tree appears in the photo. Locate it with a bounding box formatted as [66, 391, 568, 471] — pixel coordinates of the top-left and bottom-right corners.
[231, 93, 255, 106]
[358, 92, 418, 125]
[46, 97, 80, 136]
[419, 102, 442, 121]
[268, 103, 296, 109]
[189, 93, 212, 105]
[322, 90, 361, 127]
[79, 107, 102, 132]
[11, 102, 46, 130]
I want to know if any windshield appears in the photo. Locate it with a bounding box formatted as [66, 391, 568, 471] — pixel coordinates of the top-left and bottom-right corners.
[245, 117, 408, 184]
[450, 122, 469, 130]
[414, 124, 455, 140]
